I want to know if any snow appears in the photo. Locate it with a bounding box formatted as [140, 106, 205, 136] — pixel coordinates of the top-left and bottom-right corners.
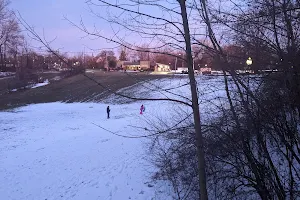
[0, 72, 15, 78]
[0, 76, 229, 200]
[41, 71, 61, 74]
[31, 79, 49, 88]
[85, 69, 95, 73]
[124, 70, 139, 73]
[104, 76, 226, 123]
[10, 80, 50, 92]
[0, 102, 173, 200]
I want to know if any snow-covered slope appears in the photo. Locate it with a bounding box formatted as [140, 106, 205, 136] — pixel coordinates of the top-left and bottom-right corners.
[0, 76, 226, 200]
[0, 102, 173, 200]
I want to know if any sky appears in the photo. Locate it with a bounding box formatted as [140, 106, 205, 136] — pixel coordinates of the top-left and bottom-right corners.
[9, 0, 185, 56]
[9, 0, 195, 57]
[10, 0, 120, 55]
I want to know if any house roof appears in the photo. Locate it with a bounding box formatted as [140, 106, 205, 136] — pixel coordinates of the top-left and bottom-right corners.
[156, 63, 170, 67]
[123, 61, 140, 65]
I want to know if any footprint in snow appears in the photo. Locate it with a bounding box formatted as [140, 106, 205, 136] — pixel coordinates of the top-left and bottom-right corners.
[139, 190, 145, 194]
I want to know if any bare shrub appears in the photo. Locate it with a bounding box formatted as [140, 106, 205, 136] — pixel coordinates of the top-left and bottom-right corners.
[149, 74, 300, 199]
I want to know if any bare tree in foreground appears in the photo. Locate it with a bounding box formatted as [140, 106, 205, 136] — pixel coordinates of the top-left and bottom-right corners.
[146, 0, 300, 199]
[79, 1, 209, 198]
[18, 0, 209, 198]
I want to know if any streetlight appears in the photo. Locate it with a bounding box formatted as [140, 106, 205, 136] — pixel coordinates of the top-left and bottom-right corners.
[245, 57, 252, 101]
[246, 57, 253, 74]
[246, 57, 252, 66]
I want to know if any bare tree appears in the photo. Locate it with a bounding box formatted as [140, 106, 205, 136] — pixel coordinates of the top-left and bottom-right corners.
[0, 0, 22, 71]
[143, 0, 300, 198]
[135, 44, 151, 61]
[74, 1, 210, 198]
[118, 46, 128, 61]
[189, 0, 300, 199]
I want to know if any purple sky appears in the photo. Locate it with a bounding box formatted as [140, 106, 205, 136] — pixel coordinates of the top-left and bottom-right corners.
[10, 0, 120, 55]
[10, 0, 190, 57]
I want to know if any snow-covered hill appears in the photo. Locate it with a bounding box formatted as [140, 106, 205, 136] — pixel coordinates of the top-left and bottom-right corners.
[0, 102, 174, 200]
[0, 76, 225, 200]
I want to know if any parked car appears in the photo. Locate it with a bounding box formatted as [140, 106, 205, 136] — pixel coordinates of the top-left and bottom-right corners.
[181, 70, 188, 74]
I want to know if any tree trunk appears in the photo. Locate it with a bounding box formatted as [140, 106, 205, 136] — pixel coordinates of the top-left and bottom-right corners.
[179, 1, 208, 199]
[0, 44, 3, 71]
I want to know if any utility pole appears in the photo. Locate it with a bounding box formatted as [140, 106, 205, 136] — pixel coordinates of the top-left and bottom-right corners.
[83, 46, 86, 67]
[175, 57, 177, 72]
[104, 52, 108, 71]
[0, 44, 3, 71]
[181, 54, 184, 68]
[4, 44, 6, 71]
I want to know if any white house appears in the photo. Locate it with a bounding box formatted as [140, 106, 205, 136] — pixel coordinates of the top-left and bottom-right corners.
[155, 63, 170, 72]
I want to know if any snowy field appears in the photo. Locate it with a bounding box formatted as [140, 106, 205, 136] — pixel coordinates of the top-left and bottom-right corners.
[10, 79, 50, 92]
[0, 72, 15, 79]
[0, 76, 226, 200]
[0, 102, 177, 200]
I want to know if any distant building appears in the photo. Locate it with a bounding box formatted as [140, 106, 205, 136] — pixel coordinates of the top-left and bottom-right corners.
[122, 61, 140, 70]
[0, 63, 15, 72]
[96, 57, 103, 63]
[140, 61, 150, 70]
[200, 67, 211, 74]
[120, 60, 151, 71]
[154, 63, 171, 72]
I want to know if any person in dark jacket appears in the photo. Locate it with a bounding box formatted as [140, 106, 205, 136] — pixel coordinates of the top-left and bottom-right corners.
[140, 104, 145, 114]
[107, 106, 110, 119]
